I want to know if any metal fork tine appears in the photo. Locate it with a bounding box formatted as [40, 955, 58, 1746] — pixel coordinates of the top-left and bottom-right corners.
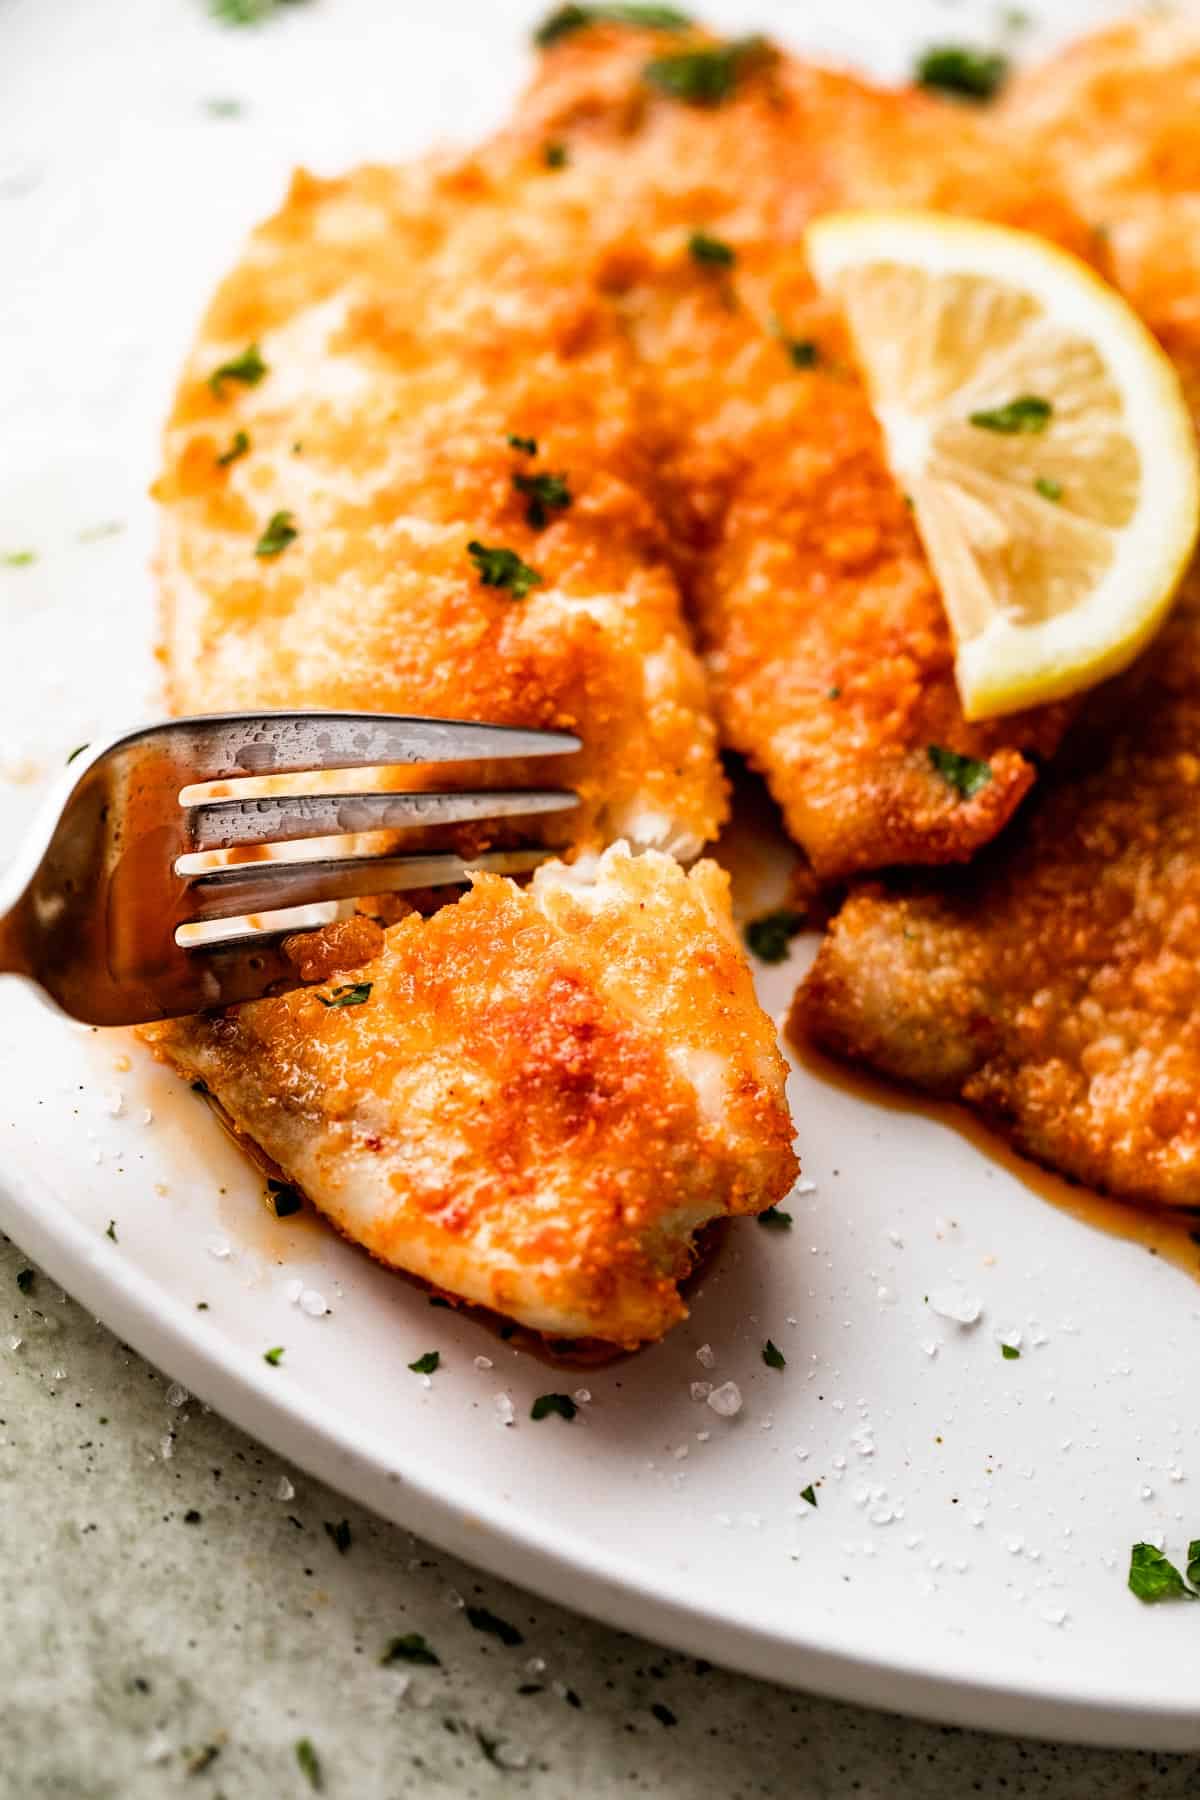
[187, 787, 578, 851]
[143, 712, 581, 782]
[182, 847, 552, 926]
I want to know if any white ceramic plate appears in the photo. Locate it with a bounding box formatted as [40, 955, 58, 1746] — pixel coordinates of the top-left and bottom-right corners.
[3, 0, 1197, 1751]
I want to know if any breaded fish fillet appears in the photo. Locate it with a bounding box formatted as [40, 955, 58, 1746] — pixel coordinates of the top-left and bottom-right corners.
[503, 20, 1085, 875]
[145, 846, 797, 1347]
[795, 13, 1200, 1208]
[1003, 10, 1200, 410]
[158, 15, 1083, 880]
[156, 159, 726, 860]
[793, 578, 1200, 1206]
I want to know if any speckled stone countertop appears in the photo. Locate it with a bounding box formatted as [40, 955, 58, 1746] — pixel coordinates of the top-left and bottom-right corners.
[2, 1230, 1196, 1800]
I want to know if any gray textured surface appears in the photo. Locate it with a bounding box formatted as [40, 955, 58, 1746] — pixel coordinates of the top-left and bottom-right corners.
[1, 1234, 1196, 1800]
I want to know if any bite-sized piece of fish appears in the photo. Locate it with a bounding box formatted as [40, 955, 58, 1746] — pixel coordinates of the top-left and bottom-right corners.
[144, 846, 798, 1347]
[156, 159, 726, 862]
[794, 569, 1200, 1208]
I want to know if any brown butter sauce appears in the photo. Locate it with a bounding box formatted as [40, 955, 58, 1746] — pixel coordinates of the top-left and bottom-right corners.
[789, 1032, 1200, 1281]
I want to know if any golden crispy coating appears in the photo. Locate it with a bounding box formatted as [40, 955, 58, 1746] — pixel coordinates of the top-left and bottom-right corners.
[794, 13, 1200, 1208]
[795, 569, 1200, 1207]
[1003, 12, 1200, 409]
[502, 23, 1085, 876]
[156, 159, 726, 860]
[144, 847, 797, 1347]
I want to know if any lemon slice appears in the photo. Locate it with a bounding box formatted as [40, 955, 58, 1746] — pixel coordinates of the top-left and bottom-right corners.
[806, 210, 1200, 719]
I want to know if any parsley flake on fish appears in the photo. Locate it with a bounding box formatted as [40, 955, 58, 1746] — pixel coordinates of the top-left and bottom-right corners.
[927, 745, 993, 799]
[468, 541, 542, 598]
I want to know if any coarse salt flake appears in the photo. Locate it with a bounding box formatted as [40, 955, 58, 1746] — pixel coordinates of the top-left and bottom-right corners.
[205, 1235, 231, 1260]
[706, 1381, 743, 1418]
[165, 1383, 188, 1409]
[929, 1285, 982, 1325]
[285, 1279, 304, 1304]
[275, 1475, 295, 1501]
[473, 1355, 494, 1371]
[494, 1393, 515, 1427]
[695, 1344, 716, 1370]
[299, 1289, 328, 1317]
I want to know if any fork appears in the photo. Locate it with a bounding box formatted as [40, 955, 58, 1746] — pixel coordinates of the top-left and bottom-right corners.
[0, 711, 580, 1027]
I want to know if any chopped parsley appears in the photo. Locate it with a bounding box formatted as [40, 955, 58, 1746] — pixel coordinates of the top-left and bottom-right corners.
[211, 0, 312, 22]
[757, 1206, 793, 1231]
[1128, 1542, 1195, 1604]
[688, 229, 736, 267]
[316, 981, 372, 1008]
[217, 428, 250, 467]
[762, 1338, 786, 1370]
[543, 142, 569, 169]
[513, 470, 573, 529]
[1, 550, 35, 568]
[408, 1350, 440, 1375]
[265, 1177, 303, 1218]
[744, 909, 804, 964]
[263, 1345, 285, 1366]
[105, 1219, 118, 1242]
[927, 744, 993, 799]
[507, 433, 538, 454]
[1034, 475, 1063, 502]
[915, 45, 1009, 102]
[535, 4, 693, 48]
[1188, 1541, 1200, 1590]
[16, 1269, 34, 1294]
[380, 1632, 440, 1667]
[324, 1518, 352, 1554]
[531, 1392, 577, 1422]
[643, 34, 773, 107]
[1001, 1343, 1020, 1360]
[800, 1483, 817, 1507]
[466, 1605, 525, 1647]
[295, 1738, 323, 1791]
[475, 1730, 505, 1767]
[66, 743, 89, 763]
[204, 96, 244, 117]
[207, 341, 266, 397]
[968, 394, 1052, 434]
[254, 510, 297, 558]
[467, 540, 542, 598]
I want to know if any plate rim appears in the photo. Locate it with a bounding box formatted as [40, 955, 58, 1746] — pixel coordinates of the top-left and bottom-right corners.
[3, 1147, 1197, 1753]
